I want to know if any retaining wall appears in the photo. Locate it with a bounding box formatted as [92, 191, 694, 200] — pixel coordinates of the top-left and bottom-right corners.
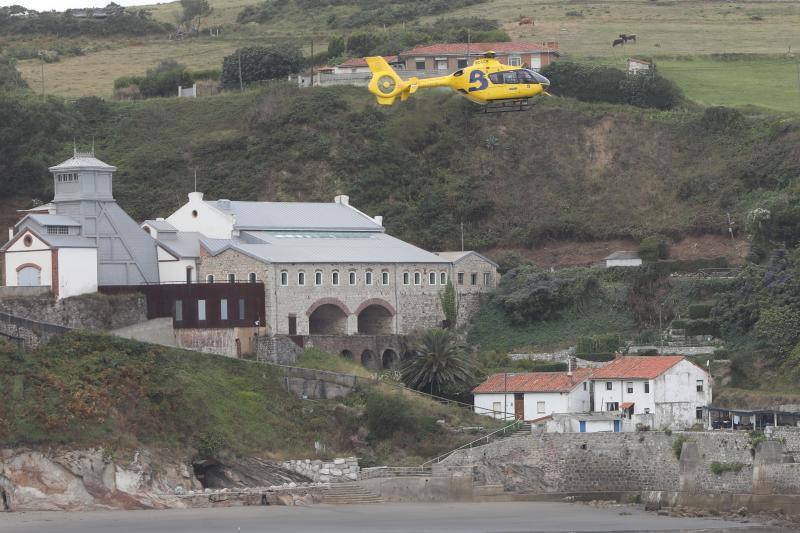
[281, 457, 359, 483]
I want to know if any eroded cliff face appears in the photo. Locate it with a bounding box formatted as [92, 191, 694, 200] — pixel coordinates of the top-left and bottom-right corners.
[0, 448, 198, 511]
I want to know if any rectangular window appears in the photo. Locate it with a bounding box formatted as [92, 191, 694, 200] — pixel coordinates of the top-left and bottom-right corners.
[483, 272, 491, 285]
[429, 272, 436, 285]
[298, 272, 305, 286]
[644, 408, 650, 414]
[332, 272, 340, 285]
[382, 271, 389, 285]
[492, 401, 502, 416]
[606, 402, 619, 412]
[403, 272, 409, 285]
[435, 58, 448, 70]
[249, 272, 257, 283]
[606, 381, 613, 391]
[537, 401, 545, 414]
[239, 298, 245, 320]
[583, 382, 587, 391]
[280, 271, 288, 286]
[626, 382, 633, 394]
[46, 225, 69, 235]
[457, 58, 468, 68]
[414, 272, 421, 285]
[220, 299, 228, 320]
[315, 272, 322, 285]
[696, 380, 704, 392]
[696, 407, 703, 420]
[198, 299, 206, 321]
[415, 58, 425, 70]
[457, 272, 464, 285]
[508, 55, 522, 66]
[349, 271, 356, 285]
[440, 272, 447, 284]
[174, 300, 183, 322]
[365, 272, 373, 285]
[228, 273, 236, 283]
[644, 382, 650, 394]
[470, 273, 477, 285]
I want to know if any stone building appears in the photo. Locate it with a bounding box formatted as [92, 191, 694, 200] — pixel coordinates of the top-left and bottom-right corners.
[148, 191, 498, 339]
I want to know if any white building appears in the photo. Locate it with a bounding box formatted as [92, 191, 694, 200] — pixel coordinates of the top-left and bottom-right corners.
[590, 355, 712, 430]
[604, 251, 642, 268]
[472, 368, 593, 421]
[627, 58, 652, 74]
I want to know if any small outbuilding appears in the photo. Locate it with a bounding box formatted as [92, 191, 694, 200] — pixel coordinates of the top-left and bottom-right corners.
[604, 251, 642, 268]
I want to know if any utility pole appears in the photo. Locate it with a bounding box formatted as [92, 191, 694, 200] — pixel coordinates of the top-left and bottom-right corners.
[466, 29, 471, 65]
[237, 50, 244, 92]
[460, 221, 464, 252]
[40, 57, 45, 100]
[504, 372, 508, 421]
[310, 39, 315, 85]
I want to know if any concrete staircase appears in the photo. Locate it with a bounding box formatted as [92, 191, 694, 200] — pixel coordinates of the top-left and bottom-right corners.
[320, 483, 383, 504]
[514, 423, 532, 436]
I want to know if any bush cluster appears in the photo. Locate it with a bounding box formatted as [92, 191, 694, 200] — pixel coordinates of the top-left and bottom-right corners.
[0, 7, 172, 37]
[576, 333, 623, 359]
[220, 46, 303, 89]
[114, 60, 219, 99]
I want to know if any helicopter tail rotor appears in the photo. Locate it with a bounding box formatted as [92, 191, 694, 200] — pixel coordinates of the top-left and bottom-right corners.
[366, 56, 416, 105]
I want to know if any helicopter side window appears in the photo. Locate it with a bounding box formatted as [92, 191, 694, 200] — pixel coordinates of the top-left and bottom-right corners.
[489, 72, 504, 84]
[517, 69, 536, 83]
[501, 71, 518, 84]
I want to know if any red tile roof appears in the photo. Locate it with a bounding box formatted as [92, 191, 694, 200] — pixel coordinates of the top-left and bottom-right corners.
[620, 402, 634, 409]
[590, 356, 685, 380]
[473, 368, 593, 394]
[338, 55, 398, 68]
[400, 42, 558, 57]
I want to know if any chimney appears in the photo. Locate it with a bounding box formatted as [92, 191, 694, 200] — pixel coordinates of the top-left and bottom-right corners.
[374, 215, 383, 226]
[334, 194, 349, 206]
[567, 356, 573, 377]
[8, 228, 13, 241]
[217, 199, 231, 210]
[188, 191, 204, 202]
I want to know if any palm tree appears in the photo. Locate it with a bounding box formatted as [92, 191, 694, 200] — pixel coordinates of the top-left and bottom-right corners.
[400, 329, 476, 395]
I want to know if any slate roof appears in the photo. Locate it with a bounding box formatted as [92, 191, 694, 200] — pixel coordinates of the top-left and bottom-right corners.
[207, 200, 383, 232]
[400, 42, 558, 56]
[200, 232, 449, 264]
[590, 356, 685, 380]
[0, 227, 95, 252]
[604, 251, 640, 261]
[49, 152, 116, 172]
[473, 368, 594, 394]
[156, 232, 204, 259]
[16, 214, 81, 229]
[435, 250, 499, 267]
[143, 219, 178, 232]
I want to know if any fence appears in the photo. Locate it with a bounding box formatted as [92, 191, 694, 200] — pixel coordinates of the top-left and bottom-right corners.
[359, 466, 432, 480]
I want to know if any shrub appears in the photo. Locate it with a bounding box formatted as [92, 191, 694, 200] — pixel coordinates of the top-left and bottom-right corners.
[710, 461, 744, 475]
[364, 391, 416, 439]
[672, 433, 688, 459]
[639, 235, 668, 262]
[688, 304, 712, 319]
[576, 333, 622, 358]
[221, 46, 303, 89]
[683, 319, 720, 336]
[754, 305, 800, 355]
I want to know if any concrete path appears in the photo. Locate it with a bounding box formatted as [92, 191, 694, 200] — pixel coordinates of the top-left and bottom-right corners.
[0, 502, 771, 532]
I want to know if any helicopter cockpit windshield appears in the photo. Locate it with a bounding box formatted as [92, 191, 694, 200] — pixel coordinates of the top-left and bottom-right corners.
[523, 69, 550, 86]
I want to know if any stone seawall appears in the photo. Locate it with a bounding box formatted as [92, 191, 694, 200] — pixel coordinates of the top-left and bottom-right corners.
[436, 428, 800, 514]
[281, 457, 359, 483]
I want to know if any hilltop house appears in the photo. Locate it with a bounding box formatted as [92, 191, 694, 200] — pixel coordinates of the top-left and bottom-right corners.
[398, 41, 559, 72]
[590, 355, 712, 430]
[1, 151, 159, 298]
[472, 368, 593, 421]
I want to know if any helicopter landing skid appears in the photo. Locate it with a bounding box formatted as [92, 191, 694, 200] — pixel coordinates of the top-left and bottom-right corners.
[480, 98, 532, 114]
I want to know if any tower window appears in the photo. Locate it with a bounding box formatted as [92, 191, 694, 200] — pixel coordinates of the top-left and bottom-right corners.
[57, 172, 78, 183]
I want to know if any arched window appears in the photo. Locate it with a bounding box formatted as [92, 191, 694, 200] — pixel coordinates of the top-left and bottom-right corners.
[382, 271, 390, 285]
[228, 273, 236, 283]
[206, 274, 215, 283]
[429, 272, 436, 285]
[280, 270, 288, 286]
[403, 272, 409, 285]
[414, 272, 421, 285]
[365, 271, 373, 285]
[315, 271, 323, 286]
[298, 272, 305, 286]
[249, 272, 257, 283]
[349, 271, 356, 285]
[332, 271, 340, 285]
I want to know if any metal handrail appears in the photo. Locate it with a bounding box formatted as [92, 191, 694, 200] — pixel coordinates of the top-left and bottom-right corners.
[420, 419, 524, 467]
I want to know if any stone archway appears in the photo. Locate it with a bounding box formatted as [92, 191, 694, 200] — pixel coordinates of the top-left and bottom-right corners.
[361, 349, 378, 370]
[382, 348, 399, 369]
[356, 300, 395, 335]
[341, 349, 353, 359]
[308, 304, 348, 335]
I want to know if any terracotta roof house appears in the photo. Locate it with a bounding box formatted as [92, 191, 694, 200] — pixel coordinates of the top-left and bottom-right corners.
[473, 368, 593, 421]
[590, 356, 712, 430]
[398, 41, 559, 73]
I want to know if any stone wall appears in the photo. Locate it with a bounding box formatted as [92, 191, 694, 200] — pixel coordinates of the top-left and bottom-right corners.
[768, 426, 800, 461]
[255, 334, 304, 365]
[0, 292, 147, 331]
[279, 365, 376, 399]
[281, 457, 359, 483]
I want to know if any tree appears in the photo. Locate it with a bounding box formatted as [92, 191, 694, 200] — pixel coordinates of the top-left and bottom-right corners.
[400, 329, 475, 394]
[180, 0, 212, 30]
[220, 46, 303, 89]
[439, 279, 457, 328]
[754, 305, 800, 356]
[639, 235, 668, 262]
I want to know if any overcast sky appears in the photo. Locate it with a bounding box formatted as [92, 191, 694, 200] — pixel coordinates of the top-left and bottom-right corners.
[0, 0, 163, 11]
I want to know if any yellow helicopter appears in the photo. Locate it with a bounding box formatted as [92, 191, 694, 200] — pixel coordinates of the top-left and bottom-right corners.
[366, 51, 550, 113]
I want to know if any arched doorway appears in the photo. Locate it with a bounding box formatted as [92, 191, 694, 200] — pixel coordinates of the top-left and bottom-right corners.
[361, 349, 378, 370]
[382, 349, 399, 369]
[308, 304, 348, 335]
[17, 265, 41, 286]
[340, 349, 353, 359]
[357, 304, 393, 334]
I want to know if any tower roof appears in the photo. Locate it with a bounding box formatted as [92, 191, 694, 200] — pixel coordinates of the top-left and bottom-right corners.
[49, 151, 117, 172]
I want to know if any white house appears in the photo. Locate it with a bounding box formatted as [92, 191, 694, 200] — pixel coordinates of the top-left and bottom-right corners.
[473, 368, 594, 421]
[627, 58, 652, 74]
[604, 251, 642, 268]
[590, 355, 712, 430]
